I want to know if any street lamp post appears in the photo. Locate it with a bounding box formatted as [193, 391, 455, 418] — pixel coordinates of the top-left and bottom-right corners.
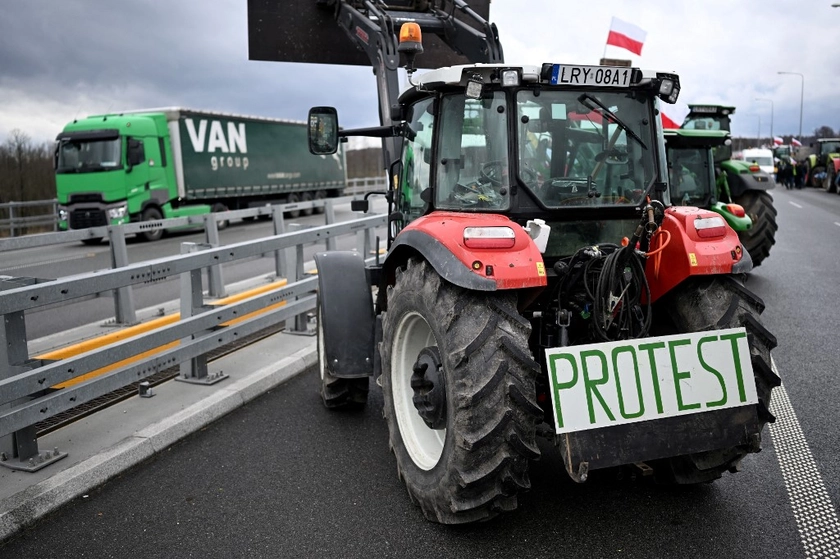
[755, 97, 774, 141]
[777, 71, 804, 139]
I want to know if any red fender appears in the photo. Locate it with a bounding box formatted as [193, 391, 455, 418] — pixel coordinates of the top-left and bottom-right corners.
[398, 211, 547, 290]
[646, 207, 746, 302]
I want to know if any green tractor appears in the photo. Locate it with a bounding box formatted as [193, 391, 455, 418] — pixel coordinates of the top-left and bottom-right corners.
[801, 138, 840, 192]
[681, 105, 777, 267]
[665, 129, 752, 233]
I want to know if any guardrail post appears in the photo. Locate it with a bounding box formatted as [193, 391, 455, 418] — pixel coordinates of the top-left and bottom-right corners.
[272, 206, 291, 281]
[203, 214, 227, 298]
[325, 199, 337, 252]
[0, 277, 68, 472]
[9, 204, 16, 238]
[281, 225, 314, 336]
[176, 242, 228, 385]
[357, 227, 373, 257]
[108, 226, 138, 326]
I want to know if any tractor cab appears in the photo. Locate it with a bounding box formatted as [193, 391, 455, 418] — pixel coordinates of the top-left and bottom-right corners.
[311, 62, 681, 256]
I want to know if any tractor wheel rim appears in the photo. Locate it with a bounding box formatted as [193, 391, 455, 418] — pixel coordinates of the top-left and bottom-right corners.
[392, 311, 445, 470]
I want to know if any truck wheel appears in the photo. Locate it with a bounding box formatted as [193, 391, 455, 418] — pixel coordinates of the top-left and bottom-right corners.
[316, 299, 368, 408]
[138, 207, 164, 242]
[212, 203, 230, 230]
[285, 193, 301, 219]
[301, 192, 315, 216]
[380, 258, 542, 524]
[652, 275, 780, 484]
[313, 190, 327, 214]
[734, 190, 776, 267]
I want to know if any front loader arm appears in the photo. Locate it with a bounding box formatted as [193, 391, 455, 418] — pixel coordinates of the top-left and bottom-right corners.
[325, 0, 504, 166]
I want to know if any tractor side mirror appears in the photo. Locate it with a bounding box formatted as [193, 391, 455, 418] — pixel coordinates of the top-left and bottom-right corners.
[308, 107, 339, 155]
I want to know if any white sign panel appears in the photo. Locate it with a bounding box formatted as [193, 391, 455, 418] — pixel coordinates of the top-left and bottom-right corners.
[545, 328, 757, 434]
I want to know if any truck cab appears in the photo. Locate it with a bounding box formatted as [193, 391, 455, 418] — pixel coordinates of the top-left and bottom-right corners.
[55, 113, 177, 241]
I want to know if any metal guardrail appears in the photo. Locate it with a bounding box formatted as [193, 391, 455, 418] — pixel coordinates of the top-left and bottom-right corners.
[0, 176, 388, 238]
[0, 193, 385, 327]
[0, 200, 59, 237]
[0, 205, 387, 472]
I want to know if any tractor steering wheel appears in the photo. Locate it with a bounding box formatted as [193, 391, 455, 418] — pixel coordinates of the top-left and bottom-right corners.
[480, 160, 539, 187]
[480, 160, 506, 187]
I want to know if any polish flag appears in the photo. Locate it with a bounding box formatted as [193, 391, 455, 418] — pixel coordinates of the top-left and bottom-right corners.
[773, 136, 784, 146]
[606, 17, 647, 56]
[661, 113, 681, 129]
[660, 102, 689, 130]
[791, 138, 802, 147]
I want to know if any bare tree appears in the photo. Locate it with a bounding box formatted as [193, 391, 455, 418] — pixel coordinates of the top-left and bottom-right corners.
[814, 125, 837, 139]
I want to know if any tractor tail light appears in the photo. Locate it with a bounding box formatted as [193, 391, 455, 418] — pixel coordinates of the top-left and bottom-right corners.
[694, 216, 727, 239]
[724, 203, 746, 218]
[463, 226, 516, 249]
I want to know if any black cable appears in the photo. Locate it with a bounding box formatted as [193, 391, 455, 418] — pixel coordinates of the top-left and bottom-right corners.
[592, 245, 651, 342]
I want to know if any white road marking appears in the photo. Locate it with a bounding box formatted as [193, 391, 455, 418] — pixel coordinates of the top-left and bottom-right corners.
[769, 361, 840, 557]
[789, 201, 803, 209]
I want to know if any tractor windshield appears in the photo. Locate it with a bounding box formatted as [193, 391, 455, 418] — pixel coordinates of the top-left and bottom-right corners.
[516, 89, 656, 208]
[820, 141, 840, 154]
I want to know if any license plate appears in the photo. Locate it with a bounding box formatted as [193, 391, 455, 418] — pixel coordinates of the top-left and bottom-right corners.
[550, 64, 632, 87]
[545, 328, 757, 434]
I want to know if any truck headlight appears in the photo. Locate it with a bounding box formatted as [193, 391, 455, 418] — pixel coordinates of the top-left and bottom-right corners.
[108, 205, 128, 219]
[58, 209, 68, 221]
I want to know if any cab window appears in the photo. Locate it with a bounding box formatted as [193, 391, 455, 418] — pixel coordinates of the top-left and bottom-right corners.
[435, 92, 510, 211]
[399, 97, 435, 223]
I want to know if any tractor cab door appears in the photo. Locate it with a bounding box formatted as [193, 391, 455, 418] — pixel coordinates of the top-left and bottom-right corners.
[397, 97, 436, 227]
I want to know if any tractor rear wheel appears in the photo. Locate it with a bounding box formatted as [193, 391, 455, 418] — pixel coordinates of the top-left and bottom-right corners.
[809, 164, 824, 187]
[652, 275, 780, 483]
[380, 258, 542, 524]
[734, 190, 777, 267]
[824, 165, 838, 194]
[316, 299, 368, 408]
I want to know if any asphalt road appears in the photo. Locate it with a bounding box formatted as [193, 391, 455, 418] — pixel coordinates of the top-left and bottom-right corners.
[2, 186, 840, 558]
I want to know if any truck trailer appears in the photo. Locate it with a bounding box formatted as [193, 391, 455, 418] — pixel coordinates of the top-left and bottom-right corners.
[55, 108, 347, 241]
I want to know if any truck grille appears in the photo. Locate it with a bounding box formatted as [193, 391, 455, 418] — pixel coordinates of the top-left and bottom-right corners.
[70, 209, 107, 228]
[69, 193, 104, 204]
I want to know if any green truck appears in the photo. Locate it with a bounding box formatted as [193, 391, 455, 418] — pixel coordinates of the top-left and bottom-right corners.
[55, 108, 348, 241]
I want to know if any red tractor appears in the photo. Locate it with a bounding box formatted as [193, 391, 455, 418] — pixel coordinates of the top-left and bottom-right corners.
[250, 0, 780, 524]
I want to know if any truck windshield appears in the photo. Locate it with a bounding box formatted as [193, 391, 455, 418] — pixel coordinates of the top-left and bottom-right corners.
[56, 138, 122, 173]
[516, 89, 656, 208]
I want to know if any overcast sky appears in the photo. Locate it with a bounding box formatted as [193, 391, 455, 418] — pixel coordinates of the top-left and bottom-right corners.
[2, 0, 838, 146]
